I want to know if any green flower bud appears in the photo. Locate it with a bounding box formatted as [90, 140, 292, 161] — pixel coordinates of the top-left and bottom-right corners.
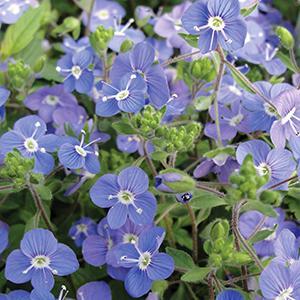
[155, 168, 196, 193]
[64, 17, 80, 30]
[210, 221, 228, 241]
[276, 26, 295, 49]
[32, 55, 46, 73]
[230, 252, 252, 265]
[120, 39, 134, 53]
[90, 26, 114, 53]
[209, 253, 222, 268]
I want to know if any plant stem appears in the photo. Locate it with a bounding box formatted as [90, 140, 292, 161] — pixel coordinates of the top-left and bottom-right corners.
[161, 50, 202, 67]
[0, 185, 14, 191]
[183, 282, 198, 300]
[208, 272, 215, 300]
[143, 140, 158, 176]
[213, 46, 225, 147]
[232, 202, 264, 271]
[186, 203, 198, 262]
[289, 48, 300, 72]
[196, 182, 225, 198]
[269, 175, 298, 190]
[223, 272, 260, 285]
[27, 183, 54, 232]
[84, 0, 95, 36]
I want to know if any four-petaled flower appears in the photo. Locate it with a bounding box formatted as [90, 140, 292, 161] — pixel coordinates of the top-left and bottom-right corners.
[181, 0, 247, 54]
[5, 229, 79, 291]
[90, 166, 157, 229]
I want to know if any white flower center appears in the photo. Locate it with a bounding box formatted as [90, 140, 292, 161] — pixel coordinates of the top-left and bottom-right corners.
[208, 16, 225, 31]
[281, 106, 300, 136]
[115, 90, 130, 101]
[72, 66, 82, 80]
[75, 145, 87, 157]
[76, 223, 88, 234]
[228, 85, 242, 96]
[44, 95, 59, 106]
[96, 9, 109, 20]
[229, 113, 244, 127]
[8, 3, 21, 15]
[256, 162, 271, 177]
[22, 255, 58, 275]
[138, 252, 152, 270]
[264, 103, 278, 117]
[123, 233, 138, 244]
[117, 190, 135, 204]
[275, 287, 294, 300]
[24, 137, 39, 152]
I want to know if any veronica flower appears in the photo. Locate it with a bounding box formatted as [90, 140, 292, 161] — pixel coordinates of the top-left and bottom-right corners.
[0, 0, 38, 24]
[0, 220, 9, 255]
[176, 192, 193, 204]
[181, 0, 247, 54]
[113, 227, 174, 298]
[242, 81, 292, 132]
[117, 135, 141, 154]
[216, 289, 244, 300]
[5, 229, 79, 291]
[110, 42, 170, 109]
[270, 88, 300, 148]
[109, 17, 145, 53]
[0, 115, 59, 174]
[82, 218, 115, 267]
[58, 129, 101, 174]
[90, 166, 157, 229]
[0, 86, 10, 122]
[273, 229, 299, 266]
[61, 36, 92, 55]
[68, 217, 97, 247]
[236, 139, 296, 190]
[77, 281, 112, 300]
[0, 290, 30, 300]
[56, 50, 94, 94]
[82, 0, 125, 32]
[96, 73, 147, 117]
[259, 261, 300, 300]
[239, 209, 299, 257]
[219, 75, 244, 105]
[24, 85, 78, 123]
[30, 285, 69, 300]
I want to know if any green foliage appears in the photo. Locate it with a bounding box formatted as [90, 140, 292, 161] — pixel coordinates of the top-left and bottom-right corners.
[89, 26, 114, 53]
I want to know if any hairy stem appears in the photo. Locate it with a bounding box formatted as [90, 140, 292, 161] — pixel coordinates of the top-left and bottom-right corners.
[161, 50, 202, 67]
[196, 182, 225, 198]
[269, 175, 298, 190]
[186, 203, 198, 262]
[27, 182, 54, 232]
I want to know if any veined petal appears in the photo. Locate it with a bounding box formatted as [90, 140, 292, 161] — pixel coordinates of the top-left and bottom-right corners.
[208, 0, 240, 20]
[85, 153, 100, 174]
[118, 91, 145, 113]
[96, 98, 120, 117]
[58, 143, 85, 170]
[72, 50, 93, 69]
[147, 253, 174, 280]
[14, 115, 46, 139]
[274, 229, 298, 262]
[31, 268, 54, 291]
[107, 202, 128, 229]
[77, 281, 112, 300]
[130, 42, 155, 72]
[0, 131, 24, 154]
[75, 70, 94, 94]
[33, 151, 55, 175]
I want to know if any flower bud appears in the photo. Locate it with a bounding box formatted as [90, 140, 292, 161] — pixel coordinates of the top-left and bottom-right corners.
[90, 26, 114, 53]
[276, 26, 295, 49]
[176, 192, 193, 204]
[120, 39, 134, 53]
[32, 55, 46, 73]
[155, 168, 195, 193]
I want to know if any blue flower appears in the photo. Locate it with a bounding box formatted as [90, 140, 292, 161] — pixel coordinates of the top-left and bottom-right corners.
[113, 227, 174, 298]
[56, 50, 94, 94]
[259, 261, 300, 299]
[5, 229, 79, 291]
[0, 220, 9, 255]
[0, 290, 30, 300]
[68, 217, 97, 247]
[236, 139, 296, 190]
[58, 129, 101, 174]
[216, 289, 244, 300]
[90, 166, 157, 229]
[110, 42, 170, 109]
[181, 0, 247, 54]
[77, 281, 112, 300]
[0, 115, 60, 174]
[0, 86, 10, 122]
[96, 73, 147, 117]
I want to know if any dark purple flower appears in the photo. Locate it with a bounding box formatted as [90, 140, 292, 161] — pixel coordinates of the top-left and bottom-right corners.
[236, 139, 296, 190]
[5, 229, 79, 291]
[176, 192, 193, 204]
[181, 0, 247, 53]
[77, 281, 112, 300]
[90, 166, 157, 229]
[0, 115, 60, 174]
[96, 73, 147, 117]
[110, 42, 170, 109]
[68, 217, 97, 247]
[56, 50, 94, 94]
[113, 227, 174, 298]
[24, 85, 78, 123]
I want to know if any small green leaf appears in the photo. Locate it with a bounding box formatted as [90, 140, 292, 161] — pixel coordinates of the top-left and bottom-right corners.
[151, 280, 169, 296]
[241, 1, 259, 17]
[1, 1, 50, 59]
[166, 247, 195, 271]
[191, 190, 227, 209]
[179, 33, 199, 48]
[181, 267, 211, 283]
[249, 227, 277, 244]
[151, 151, 169, 161]
[242, 201, 277, 217]
[276, 51, 299, 73]
[36, 185, 52, 201]
[112, 119, 138, 135]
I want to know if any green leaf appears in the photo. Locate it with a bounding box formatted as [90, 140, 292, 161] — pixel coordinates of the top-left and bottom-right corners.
[112, 119, 138, 135]
[181, 267, 211, 283]
[166, 247, 195, 271]
[151, 280, 169, 296]
[242, 201, 277, 217]
[151, 150, 169, 161]
[204, 146, 235, 159]
[241, 0, 259, 17]
[36, 185, 52, 201]
[179, 33, 199, 48]
[249, 227, 277, 244]
[191, 190, 227, 209]
[1, 1, 50, 59]
[277, 51, 299, 73]
[194, 96, 212, 111]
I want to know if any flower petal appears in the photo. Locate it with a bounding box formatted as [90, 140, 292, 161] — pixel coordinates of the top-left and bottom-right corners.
[147, 253, 174, 280]
[31, 268, 54, 291]
[0, 131, 24, 154]
[118, 91, 145, 113]
[75, 69, 94, 94]
[96, 98, 120, 117]
[107, 202, 128, 229]
[58, 143, 85, 170]
[85, 153, 100, 174]
[130, 42, 155, 72]
[90, 174, 120, 208]
[33, 151, 55, 175]
[30, 289, 55, 300]
[124, 267, 152, 298]
[118, 167, 149, 194]
[72, 50, 93, 69]
[77, 281, 112, 300]
[208, 0, 240, 19]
